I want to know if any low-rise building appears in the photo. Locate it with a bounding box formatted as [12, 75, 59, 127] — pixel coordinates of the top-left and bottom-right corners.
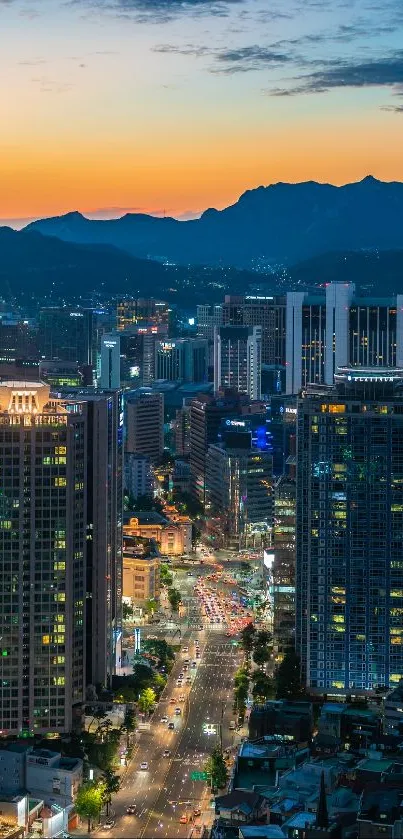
[233, 739, 309, 791]
[357, 786, 403, 839]
[25, 749, 82, 807]
[122, 535, 160, 605]
[124, 509, 191, 556]
[248, 701, 313, 744]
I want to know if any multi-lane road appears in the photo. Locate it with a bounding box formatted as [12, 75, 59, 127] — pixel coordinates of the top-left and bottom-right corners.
[91, 566, 245, 839]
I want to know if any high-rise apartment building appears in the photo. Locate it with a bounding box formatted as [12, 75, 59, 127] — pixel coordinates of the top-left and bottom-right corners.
[270, 476, 296, 653]
[214, 325, 262, 400]
[0, 381, 87, 735]
[54, 387, 124, 691]
[124, 453, 153, 501]
[296, 368, 403, 694]
[175, 402, 191, 457]
[126, 389, 164, 463]
[155, 338, 208, 383]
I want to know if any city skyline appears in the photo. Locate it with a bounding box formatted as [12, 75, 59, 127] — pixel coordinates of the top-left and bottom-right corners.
[2, 0, 403, 225]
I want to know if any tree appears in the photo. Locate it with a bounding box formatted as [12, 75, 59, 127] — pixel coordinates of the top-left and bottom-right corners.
[160, 564, 173, 587]
[123, 705, 136, 732]
[168, 587, 181, 612]
[102, 769, 120, 815]
[138, 687, 156, 713]
[122, 602, 134, 621]
[144, 598, 158, 616]
[88, 707, 107, 732]
[255, 630, 271, 647]
[240, 623, 256, 655]
[75, 781, 106, 833]
[251, 672, 276, 702]
[276, 646, 304, 700]
[205, 747, 228, 790]
[253, 645, 270, 668]
[143, 638, 174, 666]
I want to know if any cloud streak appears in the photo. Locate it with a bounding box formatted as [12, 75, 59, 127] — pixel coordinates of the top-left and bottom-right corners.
[72, 0, 245, 23]
[267, 51, 403, 97]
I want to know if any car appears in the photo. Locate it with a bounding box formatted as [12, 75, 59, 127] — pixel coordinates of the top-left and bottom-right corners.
[126, 805, 137, 815]
[179, 815, 188, 824]
[161, 715, 168, 723]
[182, 646, 189, 653]
[103, 819, 115, 830]
[175, 707, 182, 715]
[168, 721, 175, 729]
[162, 749, 171, 757]
[183, 658, 190, 664]
[176, 680, 183, 686]
[193, 808, 202, 817]
[140, 761, 149, 770]
[187, 571, 193, 576]
[170, 697, 176, 703]
[196, 651, 200, 658]
[186, 677, 192, 685]
[179, 694, 186, 701]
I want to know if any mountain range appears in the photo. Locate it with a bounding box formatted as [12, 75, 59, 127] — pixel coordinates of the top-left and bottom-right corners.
[2, 225, 403, 307]
[27, 176, 403, 269]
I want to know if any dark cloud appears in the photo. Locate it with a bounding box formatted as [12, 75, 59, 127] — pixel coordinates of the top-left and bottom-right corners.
[153, 42, 294, 74]
[213, 45, 292, 73]
[268, 51, 403, 97]
[71, 0, 245, 23]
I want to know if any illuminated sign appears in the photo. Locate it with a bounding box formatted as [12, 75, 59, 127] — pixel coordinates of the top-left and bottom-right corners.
[161, 342, 176, 350]
[104, 340, 117, 349]
[225, 419, 246, 428]
[285, 407, 297, 415]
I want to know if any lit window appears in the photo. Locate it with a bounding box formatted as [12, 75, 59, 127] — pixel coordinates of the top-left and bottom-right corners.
[54, 477, 66, 487]
[329, 405, 345, 414]
[42, 635, 50, 645]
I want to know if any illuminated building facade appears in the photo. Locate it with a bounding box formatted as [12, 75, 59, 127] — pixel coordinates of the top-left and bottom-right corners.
[124, 511, 191, 556]
[100, 332, 120, 389]
[214, 325, 262, 400]
[122, 536, 160, 605]
[117, 298, 170, 331]
[205, 419, 273, 549]
[271, 477, 296, 653]
[286, 286, 403, 394]
[296, 368, 403, 694]
[0, 381, 86, 735]
[155, 338, 208, 383]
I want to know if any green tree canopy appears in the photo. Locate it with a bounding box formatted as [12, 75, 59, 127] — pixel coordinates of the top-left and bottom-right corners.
[240, 623, 256, 654]
[253, 645, 270, 668]
[205, 746, 228, 790]
[75, 781, 106, 833]
[168, 587, 181, 611]
[138, 686, 156, 713]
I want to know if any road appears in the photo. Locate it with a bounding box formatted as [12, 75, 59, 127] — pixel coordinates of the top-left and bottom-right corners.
[92, 569, 243, 839]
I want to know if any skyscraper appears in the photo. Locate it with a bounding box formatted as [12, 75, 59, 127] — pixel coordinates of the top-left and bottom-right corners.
[285, 285, 403, 394]
[222, 295, 286, 367]
[214, 325, 262, 399]
[100, 332, 121, 390]
[296, 368, 403, 694]
[38, 307, 94, 366]
[155, 338, 208, 383]
[189, 391, 266, 503]
[205, 421, 273, 549]
[126, 389, 164, 463]
[0, 381, 86, 735]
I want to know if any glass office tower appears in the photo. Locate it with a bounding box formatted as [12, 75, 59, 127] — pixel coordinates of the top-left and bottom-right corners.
[296, 368, 403, 694]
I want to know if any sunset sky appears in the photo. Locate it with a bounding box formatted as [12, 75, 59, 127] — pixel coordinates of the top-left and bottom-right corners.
[2, 0, 403, 226]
